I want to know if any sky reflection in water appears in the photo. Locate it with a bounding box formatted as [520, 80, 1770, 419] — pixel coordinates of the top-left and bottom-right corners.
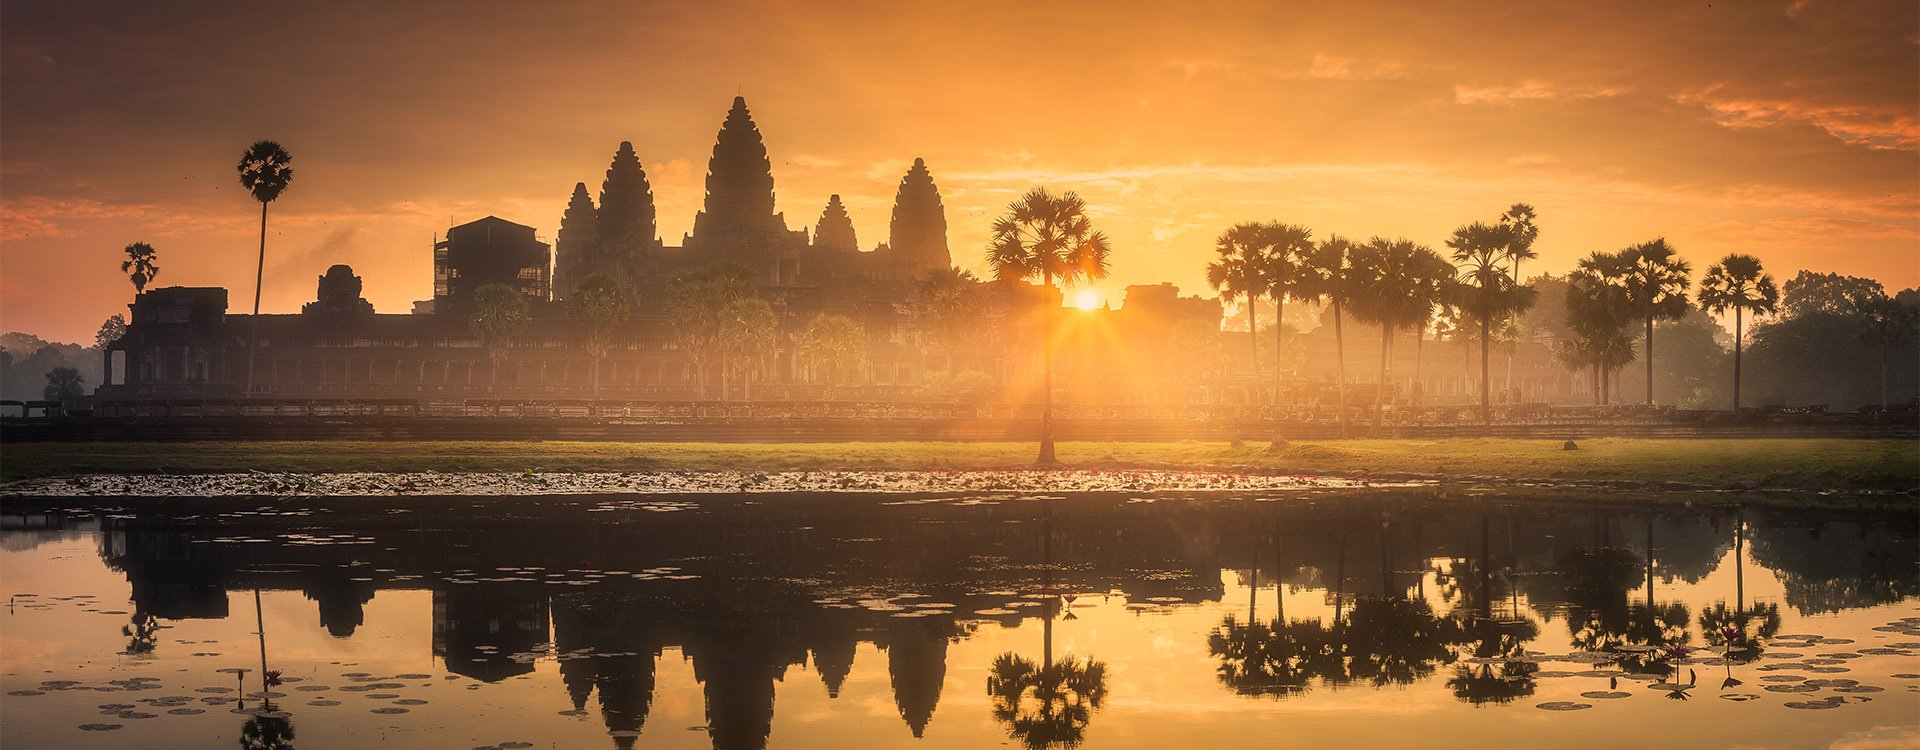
[2, 491, 1917, 749]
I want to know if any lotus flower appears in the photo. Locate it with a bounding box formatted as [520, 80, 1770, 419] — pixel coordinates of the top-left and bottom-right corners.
[264, 670, 282, 688]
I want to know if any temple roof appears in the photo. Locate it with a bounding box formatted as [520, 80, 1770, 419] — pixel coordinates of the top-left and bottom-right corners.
[889, 158, 949, 273]
[598, 141, 656, 250]
[692, 97, 780, 240]
[813, 195, 857, 253]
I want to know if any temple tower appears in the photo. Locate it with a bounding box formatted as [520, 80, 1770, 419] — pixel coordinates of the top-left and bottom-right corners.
[888, 158, 950, 276]
[553, 182, 599, 300]
[596, 141, 657, 259]
[687, 96, 799, 283]
[813, 195, 857, 253]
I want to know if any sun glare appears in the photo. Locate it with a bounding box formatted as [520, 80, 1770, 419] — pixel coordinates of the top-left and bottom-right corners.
[1073, 289, 1101, 311]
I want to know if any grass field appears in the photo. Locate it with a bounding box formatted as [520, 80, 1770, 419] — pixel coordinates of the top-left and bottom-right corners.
[2, 438, 1914, 491]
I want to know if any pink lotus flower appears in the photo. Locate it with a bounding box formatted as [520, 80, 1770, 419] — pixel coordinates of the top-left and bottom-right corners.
[264, 670, 282, 688]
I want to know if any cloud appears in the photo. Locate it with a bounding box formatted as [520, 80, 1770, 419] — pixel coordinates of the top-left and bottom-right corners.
[1308, 54, 1407, 81]
[1454, 80, 1624, 105]
[1673, 87, 1920, 151]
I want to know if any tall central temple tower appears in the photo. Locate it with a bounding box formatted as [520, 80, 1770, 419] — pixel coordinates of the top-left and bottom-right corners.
[686, 97, 802, 283]
[888, 158, 951, 276]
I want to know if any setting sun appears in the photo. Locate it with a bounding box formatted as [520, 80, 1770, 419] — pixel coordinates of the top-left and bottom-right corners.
[1073, 289, 1102, 311]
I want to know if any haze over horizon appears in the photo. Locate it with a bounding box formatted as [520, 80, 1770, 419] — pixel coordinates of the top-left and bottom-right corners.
[3, 0, 1915, 343]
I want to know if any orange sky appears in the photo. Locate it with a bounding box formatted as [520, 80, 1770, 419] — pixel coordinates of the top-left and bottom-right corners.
[3, 0, 1915, 343]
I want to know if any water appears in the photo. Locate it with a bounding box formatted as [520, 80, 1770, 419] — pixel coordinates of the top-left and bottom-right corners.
[2, 490, 1916, 749]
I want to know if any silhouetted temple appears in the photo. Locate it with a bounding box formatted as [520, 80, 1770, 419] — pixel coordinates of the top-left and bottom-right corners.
[96, 96, 1046, 404]
[92, 95, 1577, 410]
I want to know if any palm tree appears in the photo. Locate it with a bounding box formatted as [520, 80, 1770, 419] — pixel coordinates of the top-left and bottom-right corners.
[665, 263, 753, 398]
[1695, 254, 1778, 411]
[916, 267, 983, 373]
[798, 313, 868, 389]
[237, 140, 294, 398]
[1617, 239, 1693, 405]
[1259, 222, 1314, 399]
[43, 367, 86, 401]
[1498, 204, 1539, 283]
[567, 273, 631, 399]
[1560, 251, 1635, 404]
[986, 187, 1113, 465]
[1446, 222, 1532, 424]
[718, 297, 777, 400]
[1348, 237, 1452, 433]
[1860, 295, 1920, 409]
[1207, 223, 1272, 403]
[1299, 236, 1357, 436]
[120, 242, 159, 296]
[468, 283, 530, 390]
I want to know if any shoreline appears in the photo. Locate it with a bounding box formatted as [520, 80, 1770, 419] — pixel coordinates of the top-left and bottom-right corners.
[1, 437, 1914, 496]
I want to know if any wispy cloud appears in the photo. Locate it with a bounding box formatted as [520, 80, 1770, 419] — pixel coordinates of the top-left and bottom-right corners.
[1674, 87, 1919, 151]
[1454, 80, 1624, 105]
[1308, 54, 1407, 81]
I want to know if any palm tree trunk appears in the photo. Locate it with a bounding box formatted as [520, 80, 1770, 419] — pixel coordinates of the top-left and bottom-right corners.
[1373, 322, 1389, 435]
[1274, 296, 1286, 403]
[1244, 297, 1259, 404]
[1414, 325, 1425, 403]
[1644, 316, 1655, 406]
[1038, 272, 1057, 464]
[245, 201, 268, 399]
[1333, 299, 1347, 438]
[1881, 343, 1890, 409]
[1732, 307, 1742, 411]
[254, 588, 269, 685]
[1248, 297, 1260, 406]
[1479, 316, 1491, 425]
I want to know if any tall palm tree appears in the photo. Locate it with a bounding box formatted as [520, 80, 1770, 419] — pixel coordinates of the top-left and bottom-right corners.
[799, 313, 869, 388]
[916, 267, 983, 373]
[1446, 222, 1529, 424]
[237, 140, 294, 398]
[1299, 235, 1357, 437]
[1695, 254, 1778, 411]
[120, 242, 159, 296]
[1617, 239, 1692, 405]
[718, 297, 777, 400]
[1498, 204, 1539, 283]
[1348, 237, 1452, 434]
[567, 273, 631, 399]
[469, 283, 530, 390]
[1498, 205, 1539, 397]
[1207, 223, 1272, 403]
[1859, 295, 1920, 410]
[1561, 251, 1636, 404]
[665, 263, 753, 399]
[986, 187, 1112, 465]
[1259, 222, 1314, 399]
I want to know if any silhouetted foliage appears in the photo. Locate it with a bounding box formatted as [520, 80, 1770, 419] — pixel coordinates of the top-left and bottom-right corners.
[986, 187, 1112, 464]
[42, 366, 84, 400]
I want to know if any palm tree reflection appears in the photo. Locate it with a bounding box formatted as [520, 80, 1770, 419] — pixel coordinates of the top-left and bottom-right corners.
[239, 706, 296, 750]
[1446, 616, 1539, 705]
[987, 508, 1108, 750]
[1207, 615, 1328, 697]
[122, 610, 160, 655]
[986, 651, 1108, 750]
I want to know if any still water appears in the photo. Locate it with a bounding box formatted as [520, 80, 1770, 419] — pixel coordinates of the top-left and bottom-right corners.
[1, 490, 1916, 749]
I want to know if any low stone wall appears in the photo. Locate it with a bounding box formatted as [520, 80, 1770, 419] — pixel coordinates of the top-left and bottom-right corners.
[1, 414, 1912, 442]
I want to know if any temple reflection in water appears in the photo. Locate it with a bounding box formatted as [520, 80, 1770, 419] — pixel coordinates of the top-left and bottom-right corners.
[42, 493, 1919, 748]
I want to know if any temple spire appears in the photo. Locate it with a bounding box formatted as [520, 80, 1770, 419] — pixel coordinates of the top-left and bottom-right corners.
[554, 182, 600, 300]
[813, 195, 856, 252]
[597, 141, 657, 253]
[888, 157, 950, 276]
[691, 97, 781, 242]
